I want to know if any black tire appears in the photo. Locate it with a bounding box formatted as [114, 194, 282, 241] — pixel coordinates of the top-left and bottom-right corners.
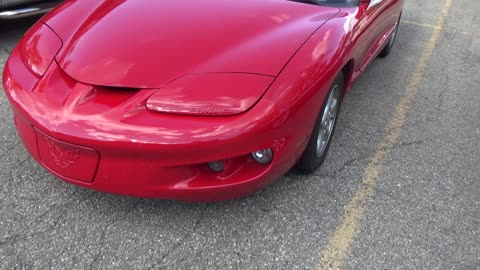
[296, 74, 343, 173]
[378, 13, 401, 58]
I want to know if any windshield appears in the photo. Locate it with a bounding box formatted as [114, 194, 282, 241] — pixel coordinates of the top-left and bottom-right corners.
[289, 0, 360, 7]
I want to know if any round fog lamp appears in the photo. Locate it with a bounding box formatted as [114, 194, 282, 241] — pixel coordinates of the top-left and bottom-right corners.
[208, 161, 224, 172]
[251, 149, 273, 164]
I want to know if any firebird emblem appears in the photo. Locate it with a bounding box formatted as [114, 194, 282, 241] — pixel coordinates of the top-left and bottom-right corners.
[47, 140, 80, 169]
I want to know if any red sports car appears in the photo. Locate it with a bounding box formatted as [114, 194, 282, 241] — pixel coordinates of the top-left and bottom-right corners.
[3, 0, 404, 201]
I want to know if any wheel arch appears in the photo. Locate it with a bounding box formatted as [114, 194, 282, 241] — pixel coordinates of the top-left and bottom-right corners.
[341, 59, 355, 97]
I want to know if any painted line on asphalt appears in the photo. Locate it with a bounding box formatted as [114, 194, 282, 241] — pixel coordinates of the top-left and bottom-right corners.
[402, 20, 442, 30]
[402, 20, 472, 36]
[316, 0, 453, 269]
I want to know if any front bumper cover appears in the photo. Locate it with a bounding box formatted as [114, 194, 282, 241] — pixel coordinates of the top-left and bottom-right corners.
[3, 47, 299, 201]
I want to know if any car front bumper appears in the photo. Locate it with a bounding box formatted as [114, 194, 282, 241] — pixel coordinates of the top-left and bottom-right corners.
[3, 47, 303, 201]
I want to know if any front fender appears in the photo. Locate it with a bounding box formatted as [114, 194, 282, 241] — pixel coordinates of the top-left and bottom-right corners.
[262, 15, 352, 159]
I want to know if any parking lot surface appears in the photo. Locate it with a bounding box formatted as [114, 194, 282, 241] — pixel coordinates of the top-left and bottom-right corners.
[1, 0, 479, 269]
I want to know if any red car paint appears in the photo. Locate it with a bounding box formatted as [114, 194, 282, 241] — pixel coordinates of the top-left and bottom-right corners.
[3, 0, 404, 201]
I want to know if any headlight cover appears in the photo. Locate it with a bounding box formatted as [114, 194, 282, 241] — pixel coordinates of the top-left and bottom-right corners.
[19, 22, 62, 77]
[146, 73, 274, 116]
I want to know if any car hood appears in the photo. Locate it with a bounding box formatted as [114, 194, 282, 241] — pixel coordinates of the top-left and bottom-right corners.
[46, 0, 339, 88]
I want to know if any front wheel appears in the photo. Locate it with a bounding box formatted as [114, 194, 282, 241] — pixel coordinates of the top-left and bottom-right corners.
[296, 74, 343, 173]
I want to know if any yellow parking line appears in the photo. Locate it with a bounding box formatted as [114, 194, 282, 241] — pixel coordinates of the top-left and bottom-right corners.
[316, 0, 453, 269]
[402, 20, 473, 37]
[402, 20, 443, 30]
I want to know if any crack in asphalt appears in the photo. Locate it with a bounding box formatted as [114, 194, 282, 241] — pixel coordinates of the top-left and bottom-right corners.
[342, 124, 378, 136]
[394, 139, 431, 149]
[317, 156, 364, 179]
[153, 206, 207, 268]
[88, 199, 143, 269]
[434, 71, 450, 114]
[0, 188, 97, 251]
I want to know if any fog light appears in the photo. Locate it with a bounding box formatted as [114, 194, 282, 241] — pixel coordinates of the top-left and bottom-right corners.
[251, 149, 273, 164]
[208, 161, 224, 172]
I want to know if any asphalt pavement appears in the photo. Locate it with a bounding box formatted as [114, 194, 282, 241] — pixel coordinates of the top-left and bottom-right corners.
[1, 0, 479, 269]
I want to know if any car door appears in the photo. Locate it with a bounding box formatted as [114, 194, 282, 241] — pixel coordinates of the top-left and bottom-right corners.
[359, 0, 399, 70]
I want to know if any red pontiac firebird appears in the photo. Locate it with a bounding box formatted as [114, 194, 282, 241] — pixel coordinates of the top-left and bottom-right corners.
[3, 0, 404, 201]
